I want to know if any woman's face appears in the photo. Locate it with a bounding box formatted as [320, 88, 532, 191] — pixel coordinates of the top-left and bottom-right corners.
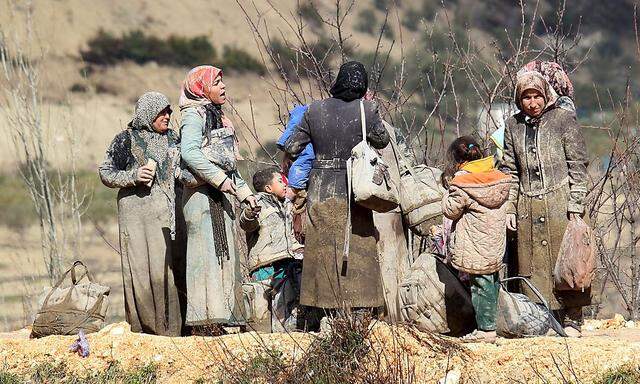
[206, 75, 226, 105]
[152, 106, 172, 133]
[520, 88, 546, 118]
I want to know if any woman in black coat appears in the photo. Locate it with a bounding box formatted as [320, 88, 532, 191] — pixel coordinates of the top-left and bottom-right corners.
[284, 61, 390, 311]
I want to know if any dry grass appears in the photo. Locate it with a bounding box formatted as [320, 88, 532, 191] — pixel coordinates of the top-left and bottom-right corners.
[1, 320, 639, 383]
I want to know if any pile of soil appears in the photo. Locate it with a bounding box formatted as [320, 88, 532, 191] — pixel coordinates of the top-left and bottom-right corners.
[0, 318, 639, 383]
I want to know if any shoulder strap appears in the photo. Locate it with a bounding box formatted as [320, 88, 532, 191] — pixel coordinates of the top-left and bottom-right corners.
[360, 99, 367, 143]
[340, 100, 367, 277]
[342, 158, 352, 277]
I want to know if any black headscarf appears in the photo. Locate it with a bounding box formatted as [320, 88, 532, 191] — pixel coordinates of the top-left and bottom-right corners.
[329, 61, 368, 102]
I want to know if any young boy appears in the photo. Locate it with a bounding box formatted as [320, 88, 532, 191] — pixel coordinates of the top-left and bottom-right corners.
[240, 168, 304, 332]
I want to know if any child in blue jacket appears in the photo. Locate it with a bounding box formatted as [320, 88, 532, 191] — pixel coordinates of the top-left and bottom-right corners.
[277, 105, 314, 243]
[277, 105, 314, 190]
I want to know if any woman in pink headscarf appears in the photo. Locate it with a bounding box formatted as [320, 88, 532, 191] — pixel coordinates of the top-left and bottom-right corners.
[179, 65, 257, 331]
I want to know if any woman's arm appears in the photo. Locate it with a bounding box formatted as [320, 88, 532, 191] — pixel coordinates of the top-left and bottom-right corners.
[563, 113, 588, 214]
[501, 118, 520, 215]
[365, 101, 390, 150]
[180, 108, 229, 188]
[98, 132, 138, 189]
[231, 171, 254, 203]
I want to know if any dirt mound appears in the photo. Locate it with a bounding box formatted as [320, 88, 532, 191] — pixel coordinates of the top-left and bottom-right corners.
[1, 320, 639, 383]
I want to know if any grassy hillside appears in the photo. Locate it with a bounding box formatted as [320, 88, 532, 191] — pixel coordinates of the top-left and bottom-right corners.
[1, 0, 635, 169]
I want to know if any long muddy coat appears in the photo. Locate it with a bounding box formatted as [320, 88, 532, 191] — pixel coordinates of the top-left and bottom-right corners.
[99, 129, 182, 336]
[180, 106, 253, 326]
[284, 98, 390, 309]
[502, 107, 591, 310]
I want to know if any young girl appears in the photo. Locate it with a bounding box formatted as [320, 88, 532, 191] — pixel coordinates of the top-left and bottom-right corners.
[441, 136, 511, 342]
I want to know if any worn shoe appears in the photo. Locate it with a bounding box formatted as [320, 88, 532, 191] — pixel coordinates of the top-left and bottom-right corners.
[563, 325, 582, 338]
[461, 329, 497, 343]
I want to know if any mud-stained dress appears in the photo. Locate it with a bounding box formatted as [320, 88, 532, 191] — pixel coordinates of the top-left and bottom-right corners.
[284, 98, 390, 309]
[502, 107, 591, 312]
[99, 128, 182, 336]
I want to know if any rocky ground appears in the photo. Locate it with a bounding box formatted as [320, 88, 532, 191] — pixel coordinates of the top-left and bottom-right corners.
[0, 315, 638, 383]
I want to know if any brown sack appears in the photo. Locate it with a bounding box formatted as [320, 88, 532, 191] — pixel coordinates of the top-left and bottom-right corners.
[31, 261, 110, 338]
[553, 217, 596, 291]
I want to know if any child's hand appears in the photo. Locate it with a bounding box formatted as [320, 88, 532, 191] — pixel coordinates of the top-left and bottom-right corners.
[244, 207, 259, 219]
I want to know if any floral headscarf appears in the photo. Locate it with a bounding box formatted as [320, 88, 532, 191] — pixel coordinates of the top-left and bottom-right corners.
[178, 65, 239, 151]
[178, 65, 223, 109]
[518, 61, 574, 99]
[514, 71, 557, 111]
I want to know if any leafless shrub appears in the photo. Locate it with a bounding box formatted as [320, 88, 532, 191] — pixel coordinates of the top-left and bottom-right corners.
[0, 0, 87, 284]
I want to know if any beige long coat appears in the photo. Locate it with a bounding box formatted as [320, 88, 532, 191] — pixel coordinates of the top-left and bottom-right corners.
[502, 107, 591, 310]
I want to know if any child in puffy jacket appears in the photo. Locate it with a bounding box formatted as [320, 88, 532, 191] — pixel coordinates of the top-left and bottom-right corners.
[240, 168, 304, 332]
[441, 136, 511, 342]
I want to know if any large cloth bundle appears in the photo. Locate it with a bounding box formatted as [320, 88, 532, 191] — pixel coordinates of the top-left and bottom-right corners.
[348, 100, 399, 213]
[242, 281, 271, 332]
[554, 217, 596, 291]
[31, 261, 110, 338]
[398, 165, 446, 236]
[398, 253, 475, 336]
[496, 277, 566, 338]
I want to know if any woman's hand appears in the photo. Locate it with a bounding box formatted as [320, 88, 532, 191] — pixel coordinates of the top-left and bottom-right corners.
[136, 166, 155, 185]
[244, 195, 258, 210]
[219, 178, 237, 196]
[506, 213, 517, 231]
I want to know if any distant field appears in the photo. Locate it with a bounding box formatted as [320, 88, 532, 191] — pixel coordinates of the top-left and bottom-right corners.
[0, 222, 124, 332]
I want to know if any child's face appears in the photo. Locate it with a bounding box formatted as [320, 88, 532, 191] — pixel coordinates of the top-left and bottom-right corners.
[265, 173, 287, 200]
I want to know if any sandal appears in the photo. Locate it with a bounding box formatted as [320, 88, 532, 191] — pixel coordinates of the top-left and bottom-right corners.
[563, 321, 582, 338]
[461, 329, 497, 343]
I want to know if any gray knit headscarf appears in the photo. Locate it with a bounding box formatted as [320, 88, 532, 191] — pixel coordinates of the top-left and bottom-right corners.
[127, 91, 179, 238]
[129, 91, 171, 130]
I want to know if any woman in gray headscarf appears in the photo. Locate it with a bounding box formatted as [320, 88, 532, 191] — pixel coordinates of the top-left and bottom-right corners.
[99, 91, 182, 336]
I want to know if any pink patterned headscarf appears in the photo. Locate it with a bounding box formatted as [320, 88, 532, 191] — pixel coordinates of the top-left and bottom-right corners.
[179, 65, 223, 109]
[518, 61, 574, 99]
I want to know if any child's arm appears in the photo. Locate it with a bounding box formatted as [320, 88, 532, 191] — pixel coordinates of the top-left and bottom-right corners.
[240, 208, 260, 232]
[441, 186, 470, 221]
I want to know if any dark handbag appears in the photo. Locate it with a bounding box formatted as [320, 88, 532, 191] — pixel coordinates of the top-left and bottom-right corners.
[31, 261, 110, 338]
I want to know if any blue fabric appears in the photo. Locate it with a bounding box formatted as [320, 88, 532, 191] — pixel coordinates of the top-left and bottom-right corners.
[490, 126, 505, 159]
[252, 266, 275, 281]
[277, 105, 314, 189]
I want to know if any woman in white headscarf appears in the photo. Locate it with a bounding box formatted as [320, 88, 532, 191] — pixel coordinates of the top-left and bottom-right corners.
[99, 91, 182, 336]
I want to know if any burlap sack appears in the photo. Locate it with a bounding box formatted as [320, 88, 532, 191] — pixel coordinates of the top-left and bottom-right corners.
[398, 253, 475, 336]
[31, 261, 110, 338]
